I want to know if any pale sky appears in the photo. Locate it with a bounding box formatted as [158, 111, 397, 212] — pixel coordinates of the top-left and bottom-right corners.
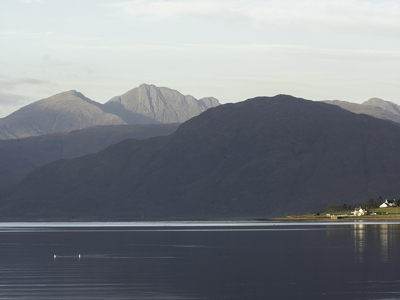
[1, 0, 400, 117]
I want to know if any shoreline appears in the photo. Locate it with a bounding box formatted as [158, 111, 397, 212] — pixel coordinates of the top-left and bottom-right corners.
[264, 215, 400, 222]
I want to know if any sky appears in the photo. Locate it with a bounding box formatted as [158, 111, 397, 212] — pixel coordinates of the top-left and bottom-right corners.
[1, 0, 400, 117]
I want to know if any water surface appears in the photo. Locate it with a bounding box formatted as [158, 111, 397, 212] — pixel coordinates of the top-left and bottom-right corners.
[0, 221, 399, 299]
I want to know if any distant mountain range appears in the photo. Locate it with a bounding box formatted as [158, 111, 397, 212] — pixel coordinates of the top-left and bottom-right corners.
[2, 95, 400, 220]
[1, 82, 398, 142]
[103, 84, 219, 124]
[323, 97, 400, 124]
[0, 123, 179, 188]
[0, 84, 219, 139]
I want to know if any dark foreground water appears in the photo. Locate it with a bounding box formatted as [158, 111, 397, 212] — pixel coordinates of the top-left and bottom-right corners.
[0, 221, 400, 299]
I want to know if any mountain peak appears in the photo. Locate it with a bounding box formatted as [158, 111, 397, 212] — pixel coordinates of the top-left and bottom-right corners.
[0, 85, 219, 139]
[53, 90, 85, 99]
[138, 83, 155, 88]
[362, 97, 400, 115]
[104, 84, 220, 124]
[362, 97, 386, 105]
[0, 90, 125, 139]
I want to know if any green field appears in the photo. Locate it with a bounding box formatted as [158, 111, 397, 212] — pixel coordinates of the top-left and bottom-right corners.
[285, 207, 400, 219]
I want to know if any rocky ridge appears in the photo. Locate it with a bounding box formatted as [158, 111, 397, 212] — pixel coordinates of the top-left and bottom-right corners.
[323, 97, 400, 124]
[104, 84, 219, 124]
[0, 84, 219, 139]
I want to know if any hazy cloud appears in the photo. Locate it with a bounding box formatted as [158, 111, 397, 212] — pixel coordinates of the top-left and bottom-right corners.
[0, 92, 35, 117]
[62, 40, 400, 64]
[248, 0, 400, 36]
[109, 0, 400, 36]
[0, 92, 33, 107]
[228, 44, 400, 62]
[0, 30, 54, 39]
[109, 0, 227, 21]
[0, 76, 57, 91]
[18, 0, 43, 3]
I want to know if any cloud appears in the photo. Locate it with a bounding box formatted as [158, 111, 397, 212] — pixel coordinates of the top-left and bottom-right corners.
[0, 30, 54, 39]
[229, 44, 400, 62]
[247, 0, 400, 35]
[109, 0, 400, 36]
[18, 0, 43, 3]
[0, 92, 33, 107]
[51, 37, 400, 64]
[0, 76, 57, 91]
[109, 0, 228, 21]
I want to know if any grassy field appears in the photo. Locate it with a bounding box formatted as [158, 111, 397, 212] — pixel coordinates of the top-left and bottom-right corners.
[281, 206, 400, 219]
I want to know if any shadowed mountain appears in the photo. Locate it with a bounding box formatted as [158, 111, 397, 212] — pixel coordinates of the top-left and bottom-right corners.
[323, 98, 400, 124]
[103, 84, 219, 124]
[0, 84, 219, 139]
[2, 95, 400, 220]
[0, 123, 179, 188]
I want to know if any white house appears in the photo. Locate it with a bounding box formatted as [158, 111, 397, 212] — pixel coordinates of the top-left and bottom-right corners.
[352, 207, 367, 216]
[379, 199, 397, 208]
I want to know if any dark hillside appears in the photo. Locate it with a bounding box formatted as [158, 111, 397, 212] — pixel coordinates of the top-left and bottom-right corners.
[2, 95, 400, 220]
[0, 123, 179, 188]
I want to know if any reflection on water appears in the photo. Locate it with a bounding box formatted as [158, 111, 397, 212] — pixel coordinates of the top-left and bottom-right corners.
[380, 224, 389, 263]
[353, 224, 366, 263]
[0, 222, 400, 299]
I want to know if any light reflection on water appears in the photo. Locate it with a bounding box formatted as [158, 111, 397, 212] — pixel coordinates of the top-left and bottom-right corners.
[380, 224, 389, 263]
[350, 223, 399, 264]
[0, 221, 400, 299]
[353, 224, 366, 264]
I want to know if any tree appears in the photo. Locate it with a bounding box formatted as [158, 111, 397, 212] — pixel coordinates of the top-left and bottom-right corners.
[326, 203, 336, 212]
[367, 198, 382, 209]
[355, 201, 366, 209]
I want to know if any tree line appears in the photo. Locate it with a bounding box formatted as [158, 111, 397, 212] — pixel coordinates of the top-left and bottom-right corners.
[325, 197, 400, 213]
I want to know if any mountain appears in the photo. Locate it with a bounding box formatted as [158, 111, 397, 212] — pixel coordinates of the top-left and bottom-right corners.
[362, 97, 400, 115]
[0, 84, 219, 139]
[103, 84, 220, 124]
[2, 95, 400, 220]
[323, 98, 400, 124]
[0, 123, 179, 188]
[0, 91, 125, 139]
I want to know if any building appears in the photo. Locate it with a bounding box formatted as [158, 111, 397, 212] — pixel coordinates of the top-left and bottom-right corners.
[352, 207, 367, 216]
[379, 199, 397, 208]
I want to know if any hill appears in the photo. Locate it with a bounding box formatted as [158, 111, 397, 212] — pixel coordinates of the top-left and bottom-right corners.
[0, 123, 179, 188]
[0, 84, 219, 139]
[0, 91, 124, 139]
[323, 98, 400, 124]
[2, 95, 400, 220]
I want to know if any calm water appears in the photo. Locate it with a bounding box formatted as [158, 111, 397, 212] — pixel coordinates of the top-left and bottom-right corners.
[0, 221, 400, 299]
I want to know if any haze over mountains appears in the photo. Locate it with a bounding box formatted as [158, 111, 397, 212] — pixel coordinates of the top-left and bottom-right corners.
[2, 95, 400, 220]
[0, 84, 219, 139]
